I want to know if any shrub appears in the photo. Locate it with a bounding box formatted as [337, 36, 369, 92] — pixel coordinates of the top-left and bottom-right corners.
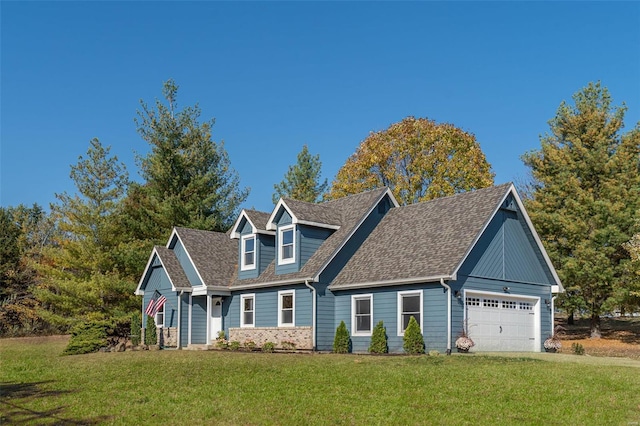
[402, 316, 425, 354]
[368, 320, 388, 354]
[64, 320, 109, 355]
[281, 340, 296, 351]
[144, 315, 157, 346]
[333, 320, 351, 353]
[572, 343, 585, 355]
[262, 341, 275, 353]
[429, 350, 440, 357]
[229, 341, 241, 351]
[243, 340, 257, 351]
[130, 311, 141, 346]
[215, 330, 228, 350]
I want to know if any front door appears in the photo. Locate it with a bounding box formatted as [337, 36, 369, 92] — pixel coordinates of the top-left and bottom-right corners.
[211, 298, 222, 340]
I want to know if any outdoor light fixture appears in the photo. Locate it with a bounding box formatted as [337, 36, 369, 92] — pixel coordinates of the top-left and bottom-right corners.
[454, 290, 462, 299]
[502, 286, 510, 293]
[545, 299, 551, 307]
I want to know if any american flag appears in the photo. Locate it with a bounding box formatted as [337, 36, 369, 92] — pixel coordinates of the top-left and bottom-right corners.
[151, 294, 167, 317]
[145, 290, 160, 316]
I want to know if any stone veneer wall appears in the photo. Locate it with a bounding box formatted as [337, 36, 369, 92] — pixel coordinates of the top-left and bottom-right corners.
[229, 327, 313, 350]
[159, 327, 178, 348]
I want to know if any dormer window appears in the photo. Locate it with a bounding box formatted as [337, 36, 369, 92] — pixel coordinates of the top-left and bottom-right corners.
[278, 225, 295, 265]
[241, 235, 256, 270]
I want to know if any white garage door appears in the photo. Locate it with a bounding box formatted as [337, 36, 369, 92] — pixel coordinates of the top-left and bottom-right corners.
[465, 293, 538, 352]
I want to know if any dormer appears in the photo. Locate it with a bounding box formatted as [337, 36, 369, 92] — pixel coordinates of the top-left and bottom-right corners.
[267, 198, 341, 275]
[230, 209, 275, 279]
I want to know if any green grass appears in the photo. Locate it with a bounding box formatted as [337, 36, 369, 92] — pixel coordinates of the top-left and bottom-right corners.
[2, 336, 640, 425]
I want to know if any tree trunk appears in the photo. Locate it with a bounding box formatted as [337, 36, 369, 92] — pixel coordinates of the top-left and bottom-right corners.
[590, 314, 601, 339]
[568, 310, 574, 325]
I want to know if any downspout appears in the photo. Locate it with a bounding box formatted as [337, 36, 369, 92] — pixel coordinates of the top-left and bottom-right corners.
[177, 291, 183, 349]
[551, 295, 558, 334]
[304, 279, 316, 350]
[439, 278, 452, 355]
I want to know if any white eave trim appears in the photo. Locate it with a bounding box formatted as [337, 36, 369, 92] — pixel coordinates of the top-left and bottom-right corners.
[450, 184, 564, 292]
[314, 188, 399, 282]
[266, 199, 341, 231]
[230, 209, 275, 239]
[329, 274, 454, 291]
[296, 219, 340, 230]
[192, 286, 231, 296]
[230, 277, 312, 291]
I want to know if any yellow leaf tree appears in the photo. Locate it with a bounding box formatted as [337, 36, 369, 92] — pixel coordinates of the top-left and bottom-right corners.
[328, 117, 494, 204]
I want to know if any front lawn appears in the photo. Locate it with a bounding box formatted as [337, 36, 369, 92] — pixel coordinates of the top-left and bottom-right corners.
[1, 336, 639, 425]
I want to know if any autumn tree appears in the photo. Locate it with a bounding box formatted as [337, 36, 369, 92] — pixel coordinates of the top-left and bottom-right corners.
[328, 117, 494, 205]
[522, 82, 640, 337]
[123, 79, 248, 242]
[35, 139, 138, 328]
[272, 145, 328, 204]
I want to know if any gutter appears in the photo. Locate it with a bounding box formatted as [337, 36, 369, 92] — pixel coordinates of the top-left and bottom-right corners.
[304, 279, 317, 350]
[177, 290, 183, 349]
[551, 295, 558, 335]
[439, 278, 452, 355]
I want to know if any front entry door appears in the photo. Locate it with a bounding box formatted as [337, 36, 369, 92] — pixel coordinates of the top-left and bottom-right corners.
[211, 298, 222, 340]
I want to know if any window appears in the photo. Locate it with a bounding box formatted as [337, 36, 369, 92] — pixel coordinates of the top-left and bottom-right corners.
[278, 290, 295, 327]
[398, 290, 422, 335]
[155, 304, 165, 328]
[240, 294, 255, 327]
[278, 225, 295, 265]
[241, 235, 256, 271]
[352, 294, 373, 336]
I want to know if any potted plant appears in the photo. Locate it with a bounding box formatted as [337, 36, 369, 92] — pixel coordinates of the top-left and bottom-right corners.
[455, 321, 475, 353]
[543, 325, 564, 352]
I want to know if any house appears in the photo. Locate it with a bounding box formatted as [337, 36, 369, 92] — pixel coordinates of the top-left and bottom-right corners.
[135, 183, 563, 353]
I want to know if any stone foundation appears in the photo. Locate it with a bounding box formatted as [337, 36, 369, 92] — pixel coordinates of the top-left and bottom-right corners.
[229, 327, 313, 350]
[158, 327, 178, 348]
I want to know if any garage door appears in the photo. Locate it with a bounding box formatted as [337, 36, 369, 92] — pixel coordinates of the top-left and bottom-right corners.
[465, 293, 538, 352]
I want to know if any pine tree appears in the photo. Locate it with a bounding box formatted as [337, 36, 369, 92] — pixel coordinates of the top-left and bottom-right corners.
[402, 316, 425, 354]
[273, 145, 328, 204]
[333, 320, 350, 353]
[522, 82, 640, 337]
[368, 320, 388, 354]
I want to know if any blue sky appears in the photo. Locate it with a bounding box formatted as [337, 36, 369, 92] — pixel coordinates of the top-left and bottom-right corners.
[2, 1, 639, 213]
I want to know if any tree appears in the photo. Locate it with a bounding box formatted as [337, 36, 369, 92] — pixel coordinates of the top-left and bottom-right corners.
[272, 145, 328, 204]
[522, 82, 640, 337]
[368, 320, 388, 354]
[35, 139, 138, 328]
[333, 320, 351, 353]
[328, 116, 494, 205]
[125, 79, 248, 240]
[402, 316, 425, 354]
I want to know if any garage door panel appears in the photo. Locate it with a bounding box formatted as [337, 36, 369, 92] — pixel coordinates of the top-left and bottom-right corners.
[465, 293, 538, 352]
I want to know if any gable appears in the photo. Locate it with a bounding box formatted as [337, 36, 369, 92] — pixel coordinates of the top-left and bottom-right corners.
[169, 237, 203, 287]
[458, 195, 556, 285]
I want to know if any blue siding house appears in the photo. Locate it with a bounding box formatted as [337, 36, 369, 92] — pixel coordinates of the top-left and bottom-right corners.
[136, 183, 563, 353]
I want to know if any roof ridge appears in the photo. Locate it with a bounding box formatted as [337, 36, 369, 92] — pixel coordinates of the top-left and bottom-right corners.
[395, 183, 512, 210]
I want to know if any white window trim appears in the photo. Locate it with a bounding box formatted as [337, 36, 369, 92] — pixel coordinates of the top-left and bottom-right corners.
[278, 290, 296, 327]
[240, 293, 255, 328]
[155, 303, 165, 328]
[397, 290, 423, 336]
[351, 294, 373, 337]
[278, 224, 296, 265]
[241, 234, 257, 271]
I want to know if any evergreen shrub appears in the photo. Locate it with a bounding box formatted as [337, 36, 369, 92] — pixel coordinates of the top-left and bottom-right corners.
[144, 315, 157, 346]
[63, 320, 109, 355]
[130, 311, 141, 346]
[333, 320, 351, 353]
[402, 316, 425, 354]
[368, 320, 388, 354]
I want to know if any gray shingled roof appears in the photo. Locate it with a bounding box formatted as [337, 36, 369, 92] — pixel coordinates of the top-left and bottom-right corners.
[175, 227, 238, 288]
[230, 187, 390, 287]
[329, 184, 512, 289]
[244, 209, 271, 231]
[281, 198, 342, 227]
[154, 246, 191, 290]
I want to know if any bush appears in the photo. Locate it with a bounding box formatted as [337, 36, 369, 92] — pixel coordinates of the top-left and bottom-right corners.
[243, 340, 257, 351]
[333, 320, 351, 353]
[281, 340, 296, 351]
[262, 341, 275, 353]
[368, 320, 388, 354]
[144, 315, 157, 346]
[130, 311, 141, 346]
[572, 343, 585, 355]
[229, 341, 241, 351]
[402, 316, 425, 354]
[64, 320, 109, 355]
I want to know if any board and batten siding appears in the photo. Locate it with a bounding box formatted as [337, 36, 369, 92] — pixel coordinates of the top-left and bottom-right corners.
[190, 296, 207, 344]
[333, 284, 448, 353]
[238, 221, 259, 280]
[142, 263, 178, 329]
[170, 238, 202, 287]
[225, 286, 313, 330]
[180, 293, 189, 347]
